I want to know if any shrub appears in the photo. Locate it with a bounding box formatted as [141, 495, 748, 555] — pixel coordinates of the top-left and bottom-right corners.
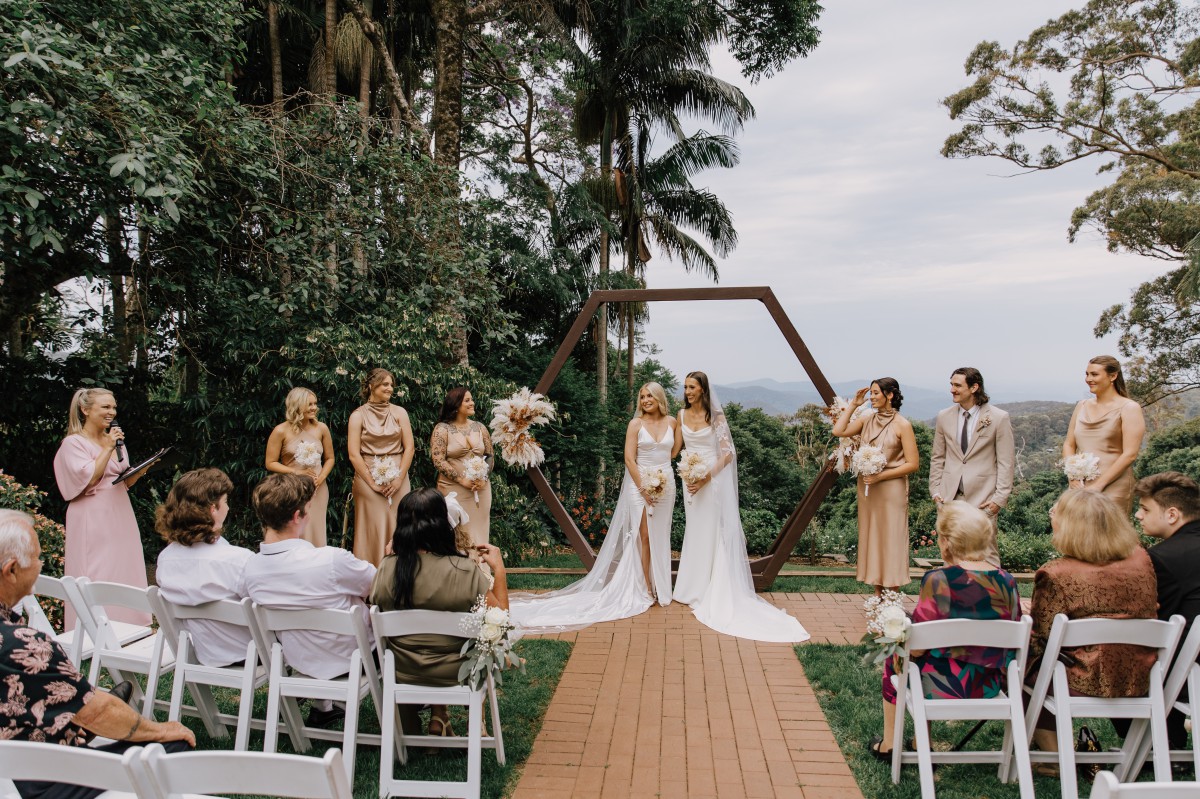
[0, 471, 66, 627]
[997, 531, 1057, 572]
[741, 507, 782, 555]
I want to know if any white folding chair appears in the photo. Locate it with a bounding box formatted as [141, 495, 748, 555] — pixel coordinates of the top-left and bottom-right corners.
[148, 589, 268, 751]
[76, 579, 177, 718]
[14, 575, 151, 668]
[1019, 614, 1186, 799]
[371, 607, 506, 799]
[141, 742, 353, 799]
[1089, 770, 1200, 798]
[0, 740, 152, 799]
[888, 615, 1035, 799]
[253, 603, 384, 783]
[1126, 620, 1200, 778]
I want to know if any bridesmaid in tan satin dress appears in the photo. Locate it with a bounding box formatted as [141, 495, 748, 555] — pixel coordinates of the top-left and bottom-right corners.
[265, 387, 335, 546]
[347, 368, 414, 565]
[431, 387, 493, 546]
[1063, 355, 1146, 515]
[833, 378, 920, 593]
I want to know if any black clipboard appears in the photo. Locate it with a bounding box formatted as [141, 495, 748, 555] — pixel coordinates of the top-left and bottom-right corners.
[112, 447, 172, 484]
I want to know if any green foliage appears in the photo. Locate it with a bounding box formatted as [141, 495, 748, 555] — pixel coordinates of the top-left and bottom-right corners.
[1135, 416, 1200, 479]
[740, 505, 781, 555]
[0, 471, 65, 579]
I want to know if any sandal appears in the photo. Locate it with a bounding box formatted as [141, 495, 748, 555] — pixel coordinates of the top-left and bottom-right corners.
[427, 714, 455, 738]
[868, 736, 892, 763]
[1033, 763, 1060, 778]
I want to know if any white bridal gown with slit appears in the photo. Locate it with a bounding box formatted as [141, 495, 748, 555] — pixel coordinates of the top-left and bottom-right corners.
[672, 405, 809, 643]
[509, 422, 675, 634]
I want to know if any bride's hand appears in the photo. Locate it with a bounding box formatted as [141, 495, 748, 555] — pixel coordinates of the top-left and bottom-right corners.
[686, 475, 710, 495]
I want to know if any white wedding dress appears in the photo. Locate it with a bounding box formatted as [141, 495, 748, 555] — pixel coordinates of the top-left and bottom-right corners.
[509, 421, 675, 634]
[672, 402, 809, 643]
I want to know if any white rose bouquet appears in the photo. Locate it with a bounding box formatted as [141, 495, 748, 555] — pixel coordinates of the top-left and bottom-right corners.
[851, 443, 887, 495]
[458, 594, 524, 691]
[861, 590, 911, 667]
[1063, 452, 1102, 484]
[676, 450, 710, 505]
[370, 455, 401, 505]
[462, 455, 489, 504]
[641, 467, 668, 516]
[293, 440, 322, 472]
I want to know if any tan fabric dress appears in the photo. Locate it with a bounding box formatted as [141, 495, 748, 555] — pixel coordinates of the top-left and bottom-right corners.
[369, 553, 491, 686]
[352, 402, 410, 565]
[1072, 398, 1140, 515]
[856, 410, 911, 588]
[432, 421, 493, 546]
[280, 429, 329, 547]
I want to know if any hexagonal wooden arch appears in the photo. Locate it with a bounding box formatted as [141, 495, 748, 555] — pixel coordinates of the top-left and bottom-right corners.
[527, 286, 842, 591]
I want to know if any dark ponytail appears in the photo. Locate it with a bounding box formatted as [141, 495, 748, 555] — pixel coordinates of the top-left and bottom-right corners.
[873, 377, 903, 411]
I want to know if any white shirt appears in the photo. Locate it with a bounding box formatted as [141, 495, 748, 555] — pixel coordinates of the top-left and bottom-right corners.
[957, 403, 981, 450]
[242, 538, 376, 680]
[156, 537, 253, 667]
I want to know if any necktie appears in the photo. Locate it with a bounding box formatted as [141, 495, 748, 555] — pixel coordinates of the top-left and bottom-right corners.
[961, 410, 970, 454]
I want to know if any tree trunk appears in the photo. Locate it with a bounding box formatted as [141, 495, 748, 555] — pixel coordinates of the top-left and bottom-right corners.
[430, 0, 465, 168]
[7, 318, 23, 358]
[268, 1, 284, 111]
[325, 0, 338, 98]
[104, 208, 133, 364]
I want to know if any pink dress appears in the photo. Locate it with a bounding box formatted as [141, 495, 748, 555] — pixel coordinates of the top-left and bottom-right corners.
[53, 434, 150, 625]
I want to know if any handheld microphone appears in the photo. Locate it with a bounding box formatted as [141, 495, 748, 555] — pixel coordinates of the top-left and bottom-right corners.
[107, 422, 126, 463]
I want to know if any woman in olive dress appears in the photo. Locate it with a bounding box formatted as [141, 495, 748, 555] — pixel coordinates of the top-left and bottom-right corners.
[347, 368, 414, 565]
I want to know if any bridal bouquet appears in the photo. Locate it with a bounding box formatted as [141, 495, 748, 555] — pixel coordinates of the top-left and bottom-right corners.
[490, 388, 557, 468]
[676, 450, 710, 505]
[462, 455, 489, 504]
[861, 590, 911, 667]
[370, 455, 401, 505]
[1063, 452, 1102, 484]
[641, 467, 668, 516]
[851, 444, 887, 495]
[458, 594, 524, 690]
[825, 396, 866, 474]
[293, 440, 322, 472]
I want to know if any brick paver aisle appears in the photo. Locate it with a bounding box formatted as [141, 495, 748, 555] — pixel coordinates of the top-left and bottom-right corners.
[511, 593, 887, 799]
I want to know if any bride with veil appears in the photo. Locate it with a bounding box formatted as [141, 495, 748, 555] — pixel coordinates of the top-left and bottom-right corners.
[673, 371, 808, 643]
[509, 382, 678, 633]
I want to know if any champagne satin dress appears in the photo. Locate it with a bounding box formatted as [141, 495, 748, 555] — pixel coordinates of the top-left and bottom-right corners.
[431, 421, 493, 546]
[280, 430, 329, 547]
[1071, 398, 1141, 514]
[856, 410, 911, 588]
[352, 402, 410, 565]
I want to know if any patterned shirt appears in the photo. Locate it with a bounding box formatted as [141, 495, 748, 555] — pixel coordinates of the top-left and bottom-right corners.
[0, 603, 94, 745]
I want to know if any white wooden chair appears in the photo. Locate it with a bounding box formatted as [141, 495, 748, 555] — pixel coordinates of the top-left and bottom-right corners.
[252, 603, 383, 783]
[1017, 614, 1186, 799]
[13, 575, 151, 668]
[888, 615, 1035, 799]
[1126, 619, 1200, 778]
[0, 740, 151, 799]
[141, 742, 353, 799]
[1089, 770, 1200, 798]
[75, 579, 176, 718]
[371, 607, 506, 799]
[148, 589, 268, 751]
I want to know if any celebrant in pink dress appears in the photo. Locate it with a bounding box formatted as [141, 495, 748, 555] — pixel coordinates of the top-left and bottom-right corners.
[52, 388, 150, 625]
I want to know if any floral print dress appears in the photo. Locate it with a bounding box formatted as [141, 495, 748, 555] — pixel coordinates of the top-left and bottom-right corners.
[882, 565, 1021, 704]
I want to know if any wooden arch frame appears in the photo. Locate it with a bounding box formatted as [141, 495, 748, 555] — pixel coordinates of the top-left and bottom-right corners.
[526, 286, 841, 591]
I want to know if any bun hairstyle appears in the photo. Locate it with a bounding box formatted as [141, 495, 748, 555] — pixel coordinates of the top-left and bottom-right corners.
[872, 377, 903, 411]
[67, 388, 115, 436]
[1089, 355, 1129, 398]
[361, 368, 395, 402]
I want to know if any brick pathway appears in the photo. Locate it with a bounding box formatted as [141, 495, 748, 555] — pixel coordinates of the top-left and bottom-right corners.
[510, 593, 900, 799]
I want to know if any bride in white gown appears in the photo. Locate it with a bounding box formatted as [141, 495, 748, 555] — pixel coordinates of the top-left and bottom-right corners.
[509, 382, 677, 633]
[673, 371, 809, 643]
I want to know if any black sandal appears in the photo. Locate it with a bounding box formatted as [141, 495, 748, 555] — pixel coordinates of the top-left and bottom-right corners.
[868, 736, 892, 762]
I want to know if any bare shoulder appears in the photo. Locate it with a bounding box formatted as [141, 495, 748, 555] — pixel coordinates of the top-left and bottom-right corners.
[317, 421, 332, 435]
[627, 417, 643, 433]
[895, 414, 914, 431]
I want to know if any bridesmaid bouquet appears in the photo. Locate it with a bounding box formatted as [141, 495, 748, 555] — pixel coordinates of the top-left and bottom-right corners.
[370, 455, 401, 505]
[641, 467, 668, 516]
[490, 388, 557, 468]
[462, 455, 489, 504]
[825, 396, 865, 474]
[1063, 452, 1102, 484]
[293, 441, 322, 471]
[851, 444, 887, 495]
[458, 594, 524, 691]
[676, 450, 710, 505]
[861, 590, 911, 667]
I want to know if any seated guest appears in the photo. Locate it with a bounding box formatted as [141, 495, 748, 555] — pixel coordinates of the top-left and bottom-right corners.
[1135, 471, 1200, 751]
[155, 468, 253, 667]
[872, 501, 1021, 759]
[1028, 488, 1157, 763]
[370, 488, 508, 737]
[242, 474, 376, 728]
[0, 509, 195, 799]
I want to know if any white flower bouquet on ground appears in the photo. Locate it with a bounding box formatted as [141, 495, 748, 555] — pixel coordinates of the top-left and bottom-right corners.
[851, 443, 887, 495]
[641, 467, 668, 516]
[370, 455, 400, 505]
[462, 455, 489, 504]
[861, 590, 911, 667]
[458, 595, 524, 690]
[1063, 452, 1102, 484]
[676, 450, 710, 505]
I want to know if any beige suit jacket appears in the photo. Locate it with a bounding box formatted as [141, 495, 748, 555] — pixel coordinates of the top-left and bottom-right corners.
[928, 404, 1015, 509]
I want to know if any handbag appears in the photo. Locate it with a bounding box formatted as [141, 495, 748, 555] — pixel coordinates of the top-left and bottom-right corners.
[1075, 724, 1101, 783]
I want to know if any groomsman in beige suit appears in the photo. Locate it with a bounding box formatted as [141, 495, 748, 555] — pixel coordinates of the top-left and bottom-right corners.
[929, 367, 1015, 567]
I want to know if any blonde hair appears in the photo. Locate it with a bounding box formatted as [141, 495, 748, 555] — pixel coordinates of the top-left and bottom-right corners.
[285, 387, 317, 433]
[1052, 488, 1139, 564]
[635, 382, 670, 417]
[935, 501, 994, 562]
[67, 388, 115, 436]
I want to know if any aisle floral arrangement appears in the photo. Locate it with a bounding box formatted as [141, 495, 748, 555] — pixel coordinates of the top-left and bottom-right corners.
[458, 595, 524, 690]
[490, 388, 557, 468]
[861, 590, 911, 667]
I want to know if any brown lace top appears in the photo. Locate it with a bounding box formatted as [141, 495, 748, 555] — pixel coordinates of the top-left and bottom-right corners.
[430, 421, 493, 483]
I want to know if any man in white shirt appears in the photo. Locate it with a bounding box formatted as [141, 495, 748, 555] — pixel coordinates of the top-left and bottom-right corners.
[242, 473, 376, 727]
[155, 468, 254, 667]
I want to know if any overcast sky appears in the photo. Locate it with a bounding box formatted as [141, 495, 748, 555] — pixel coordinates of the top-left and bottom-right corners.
[640, 1, 1165, 402]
